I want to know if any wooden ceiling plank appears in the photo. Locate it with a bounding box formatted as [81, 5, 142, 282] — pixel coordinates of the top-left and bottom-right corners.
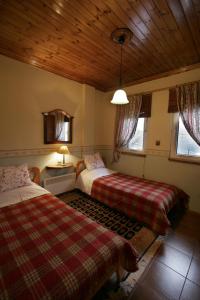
[129, 0, 186, 67]
[0, 0, 199, 90]
[0, 24, 115, 89]
[0, 0, 170, 84]
[64, 0, 147, 74]
[76, 0, 157, 79]
[42, 0, 134, 65]
[145, 0, 194, 66]
[107, 1, 180, 72]
[89, 0, 169, 79]
[88, 0, 164, 79]
[62, 0, 154, 79]
[0, 2, 123, 79]
[50, 0, 153, 82]
[87, 0, 161, 76]
[12, 0, 120, 67]
[7, 0, 129, 76]
[67, 0, 175, 83]
[61, 0, 195, 82]
[163, 0, 199, 61]
[0, 44, 108, 91]
[160, 0, 199, 61]
[118, 0, 180, 69]
[179, 0, 200, 57]
[102, 0, 175, 73]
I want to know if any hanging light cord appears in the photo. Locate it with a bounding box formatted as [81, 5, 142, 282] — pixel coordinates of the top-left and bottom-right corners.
[120, 43, 123, 88]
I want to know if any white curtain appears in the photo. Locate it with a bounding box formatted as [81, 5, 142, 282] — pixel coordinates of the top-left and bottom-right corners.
[113, 95, 142, 162]
[55, 111, 65, 141]
[176, 81, 200, 146]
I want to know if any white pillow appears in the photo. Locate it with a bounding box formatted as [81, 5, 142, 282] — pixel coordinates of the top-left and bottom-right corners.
[0, 164, 32, 192]
[84, 152, 105, 170]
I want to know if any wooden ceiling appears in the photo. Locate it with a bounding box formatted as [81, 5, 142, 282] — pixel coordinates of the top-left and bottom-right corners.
[0, 0, 200, 91]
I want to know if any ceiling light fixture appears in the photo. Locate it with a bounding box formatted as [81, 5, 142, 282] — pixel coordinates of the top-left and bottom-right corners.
[111, 28, 133, 105]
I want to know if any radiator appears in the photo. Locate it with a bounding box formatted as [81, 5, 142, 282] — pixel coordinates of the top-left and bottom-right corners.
[43, 173, 76, 195]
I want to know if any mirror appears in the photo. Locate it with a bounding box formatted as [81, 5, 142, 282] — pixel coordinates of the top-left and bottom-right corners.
[43, 109, 73, 144]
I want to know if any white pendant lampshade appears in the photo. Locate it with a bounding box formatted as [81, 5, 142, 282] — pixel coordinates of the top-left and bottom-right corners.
[110, 28, 133, 105]
[111, 89, 129, 104]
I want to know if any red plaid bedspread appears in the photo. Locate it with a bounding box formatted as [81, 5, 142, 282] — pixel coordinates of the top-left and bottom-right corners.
[0, 193, 138, 300]
[91, 173, 188, 235]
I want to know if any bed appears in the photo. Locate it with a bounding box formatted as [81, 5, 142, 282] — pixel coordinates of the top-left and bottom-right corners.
[76, 158, 188, 235]
[0, 165, 138, 300]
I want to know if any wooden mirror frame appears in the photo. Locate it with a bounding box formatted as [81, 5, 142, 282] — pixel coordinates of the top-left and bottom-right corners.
[42, 109, 73, 144]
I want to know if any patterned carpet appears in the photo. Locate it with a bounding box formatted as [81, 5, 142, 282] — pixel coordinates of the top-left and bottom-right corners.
[62, 190, 143, 240]
[58, 190, 162, 299]
[59, 190, 158, 259]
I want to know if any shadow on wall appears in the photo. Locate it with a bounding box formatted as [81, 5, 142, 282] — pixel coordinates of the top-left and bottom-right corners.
[35, 89, 79, 116]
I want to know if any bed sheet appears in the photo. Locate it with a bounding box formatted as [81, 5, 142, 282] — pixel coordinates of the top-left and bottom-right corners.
[0, 182, 49, 208]
[76, 167, 116, 195]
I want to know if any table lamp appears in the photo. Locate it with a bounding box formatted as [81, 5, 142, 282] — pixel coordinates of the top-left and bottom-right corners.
[57, 145, 69, 165]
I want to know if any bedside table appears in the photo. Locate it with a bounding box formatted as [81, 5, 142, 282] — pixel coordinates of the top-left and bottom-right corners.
[46, 163, 73, 169]
[44, 164, 76, 195]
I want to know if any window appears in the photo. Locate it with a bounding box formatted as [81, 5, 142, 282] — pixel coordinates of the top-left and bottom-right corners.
[177, 117, 200, 157]
[128, 118, 145, 151]
[171, 114, 200, 162]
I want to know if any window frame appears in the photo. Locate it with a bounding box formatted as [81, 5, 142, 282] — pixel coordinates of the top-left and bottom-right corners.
[170, 113, 200, 164]
[120, 117, 148, 156]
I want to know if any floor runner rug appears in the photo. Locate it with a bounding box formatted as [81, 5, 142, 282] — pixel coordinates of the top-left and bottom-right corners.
[58, 190, 162, 299]
[59, 189, 158, 259]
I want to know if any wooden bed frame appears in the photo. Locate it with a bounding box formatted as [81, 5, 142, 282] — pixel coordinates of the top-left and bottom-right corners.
[29, 167, 40, 185]
[76, 160, 86, 178]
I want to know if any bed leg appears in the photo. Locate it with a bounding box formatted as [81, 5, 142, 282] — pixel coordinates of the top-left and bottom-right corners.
[116, 266, 125, 283]
[116, 268, 121, 284]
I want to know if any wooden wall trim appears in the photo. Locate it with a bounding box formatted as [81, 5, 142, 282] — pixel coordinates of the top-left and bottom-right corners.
[108, 63, 200, 92]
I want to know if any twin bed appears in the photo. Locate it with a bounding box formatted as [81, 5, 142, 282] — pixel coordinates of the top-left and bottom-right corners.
[0, 158, 188, 299]
[76, 159, 188, 235]
[0, 166, 137, 300]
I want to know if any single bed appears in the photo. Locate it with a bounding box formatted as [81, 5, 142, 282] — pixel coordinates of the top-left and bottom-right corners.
[76, 160, 188, 235]
[0, 165, 138, 300]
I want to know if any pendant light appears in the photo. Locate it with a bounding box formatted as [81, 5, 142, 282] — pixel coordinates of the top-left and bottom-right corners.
[111, 28, 133, 105]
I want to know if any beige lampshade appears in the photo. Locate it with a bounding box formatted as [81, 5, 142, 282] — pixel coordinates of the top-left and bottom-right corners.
[57, 146, 69, 165]
[57, 145, 69, 155]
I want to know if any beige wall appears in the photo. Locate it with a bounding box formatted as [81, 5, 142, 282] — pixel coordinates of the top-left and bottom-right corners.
[98, 68, 200, 213]
[0, 55, 96, 175]
[0, 54, 87, 150]
[94, 90, 115, 146]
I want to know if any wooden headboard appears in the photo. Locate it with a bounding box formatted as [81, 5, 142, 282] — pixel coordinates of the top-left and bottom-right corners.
[28, 167, 40, 185]
[76, 160, 86, 178]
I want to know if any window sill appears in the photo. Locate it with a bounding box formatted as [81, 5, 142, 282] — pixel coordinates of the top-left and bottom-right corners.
[168, 156, 200, 165]
[120, 149, 146, 157]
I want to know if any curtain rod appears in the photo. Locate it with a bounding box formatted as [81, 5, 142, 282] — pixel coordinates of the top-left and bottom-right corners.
[128, 79, 200, 97]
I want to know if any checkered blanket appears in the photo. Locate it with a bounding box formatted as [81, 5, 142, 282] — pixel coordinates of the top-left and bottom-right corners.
[91, 173, 188, 235]
[0, 193, 138, 300]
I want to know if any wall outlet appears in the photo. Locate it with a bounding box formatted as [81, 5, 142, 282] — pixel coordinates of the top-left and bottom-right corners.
[155, 140, 160, 146]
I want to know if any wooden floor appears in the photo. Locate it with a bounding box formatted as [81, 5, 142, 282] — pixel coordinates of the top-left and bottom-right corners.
[129, 211, 200, 299]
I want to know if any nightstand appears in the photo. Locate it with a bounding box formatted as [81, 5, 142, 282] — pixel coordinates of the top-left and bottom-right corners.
[46, 163, 73, 169]
[44, 163, 76, 195]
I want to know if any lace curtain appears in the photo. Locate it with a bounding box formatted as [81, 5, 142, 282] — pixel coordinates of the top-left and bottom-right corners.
[176, 81, 200, 147]
[113, 95, 142, 162]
